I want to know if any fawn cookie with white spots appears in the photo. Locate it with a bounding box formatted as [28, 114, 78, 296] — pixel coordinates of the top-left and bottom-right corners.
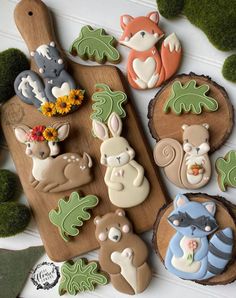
[95, 209, 152, 295]
[14, 122, 93, 192]
[153, 193, 236, 285]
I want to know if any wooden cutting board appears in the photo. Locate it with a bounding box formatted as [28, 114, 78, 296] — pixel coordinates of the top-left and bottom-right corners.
[1, 0, 168, 261]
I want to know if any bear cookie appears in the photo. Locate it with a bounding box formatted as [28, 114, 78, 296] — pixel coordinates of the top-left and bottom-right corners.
[94, 209, 152, 295]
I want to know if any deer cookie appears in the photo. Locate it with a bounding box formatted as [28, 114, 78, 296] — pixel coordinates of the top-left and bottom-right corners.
[94, 209, 152, 295]
[14, 122, 93, 192]
[119, 11, 182, 90]
[154, 124, 211, 189]
[164, 194, 234, 280]
[92, 112, 150, 208]
[14, 41, 84, 116]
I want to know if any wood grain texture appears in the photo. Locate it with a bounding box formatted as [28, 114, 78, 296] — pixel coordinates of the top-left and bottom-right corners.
[153, 193, 236, 285]
[0, 0, 168, 261]
[148, 73, 234, 153]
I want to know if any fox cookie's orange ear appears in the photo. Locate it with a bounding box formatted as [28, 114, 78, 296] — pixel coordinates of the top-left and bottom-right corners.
[120, 15, 134, 30]
[146, 11, 159, 24]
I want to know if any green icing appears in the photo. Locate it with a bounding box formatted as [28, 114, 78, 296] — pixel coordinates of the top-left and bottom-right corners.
[69, 25, 120, 64]
[216, 150, 236, 192]
[59, 258, 108, 295]
[163, 80, 218, 115]
[49, 192, 99, 242]
[91, 83, 127, 123]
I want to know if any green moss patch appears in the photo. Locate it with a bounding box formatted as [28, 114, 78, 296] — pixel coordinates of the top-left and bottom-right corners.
[157, 0, 236, 51]
[0, 48, 29, 103]
[0, 170, 18, 203]
[0, 202, 31, 237]
[222, 54, 236, 82]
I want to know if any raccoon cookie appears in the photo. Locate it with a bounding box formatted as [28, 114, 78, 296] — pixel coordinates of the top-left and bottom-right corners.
[119, 11, 182, 89]
[91, 83, 127, 123]
[49, 192, 99, 241]
[14, 41, 84, 116]
[216, 150, 236, 192]
[153, 123, 211, 189]
[163, 80, 218, 115]
[14, 123, 93, 193]
[92, 112, 150, 208]
[153, 193, 236, 285]
[70, 25, 121, 64]
[59, 258, 108, 295]
[148, 73, 234, 152]
[94, 209, 152, 295]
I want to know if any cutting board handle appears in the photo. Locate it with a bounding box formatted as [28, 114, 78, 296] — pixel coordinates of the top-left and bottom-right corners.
[14, 0, 56, 52]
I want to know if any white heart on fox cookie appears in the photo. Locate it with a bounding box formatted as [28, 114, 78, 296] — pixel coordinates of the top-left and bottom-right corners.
[52, 82, 70, 98]
[133, 57, 156, 83]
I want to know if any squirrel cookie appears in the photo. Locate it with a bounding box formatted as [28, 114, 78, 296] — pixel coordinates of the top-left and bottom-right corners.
[94, 209, 152, 295]
[154, 123, 211, 189]
[119, 11, 182, 89]
[14, 122, 93, 192]
[153, 194, 236, 284]
[92, 112, 150, 208]
[14, 41, 84, 116]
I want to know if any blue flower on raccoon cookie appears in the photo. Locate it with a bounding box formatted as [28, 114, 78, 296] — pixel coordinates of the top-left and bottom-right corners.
[165, 194, 233, 281]
[14, 41, 76, 108]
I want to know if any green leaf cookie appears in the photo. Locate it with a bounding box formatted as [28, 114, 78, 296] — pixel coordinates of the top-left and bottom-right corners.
[70, 25, 121, 64]
[91, 83, 127, 123]
[49, 192, 99, 241]
[163, 80, 219, 115]
[59, 258, 108, 295]
[215, 150, 236, 192]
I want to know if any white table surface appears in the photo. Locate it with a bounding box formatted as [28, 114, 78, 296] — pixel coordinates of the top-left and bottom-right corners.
[0, 0, 236, 297]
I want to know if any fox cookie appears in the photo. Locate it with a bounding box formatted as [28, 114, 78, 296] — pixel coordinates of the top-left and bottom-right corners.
[154, 194, 235, 283]
[94, 209, 152, 295]
[92, 112, 150, 208]
[119, 11, 182, 89]
[154, 123, 211, 189]
[14, 123, 93, 192]
[14, 41, 84, 116]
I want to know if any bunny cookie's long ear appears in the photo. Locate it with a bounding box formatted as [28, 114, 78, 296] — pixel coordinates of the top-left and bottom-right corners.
[108, 113, 122, 137]
[92, 120, 109, 141]
[14, 125, 31, 143]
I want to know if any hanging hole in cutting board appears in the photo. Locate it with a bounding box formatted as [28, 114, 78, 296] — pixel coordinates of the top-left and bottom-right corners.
[28, 11, 33, 16]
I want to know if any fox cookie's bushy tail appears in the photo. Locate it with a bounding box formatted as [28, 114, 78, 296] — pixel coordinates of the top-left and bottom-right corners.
[14, 70, 47, 108]
[153, 138, 184, 188]
[160, 33, 182, 84]
[203, 228, 234, 280]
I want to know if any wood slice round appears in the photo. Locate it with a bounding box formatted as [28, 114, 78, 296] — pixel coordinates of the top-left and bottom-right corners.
[148, 73, 234, 153]
[153, 193, 236, 285]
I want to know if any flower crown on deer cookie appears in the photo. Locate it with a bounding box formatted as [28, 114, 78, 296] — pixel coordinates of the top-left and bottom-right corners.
[92, 113, 150, 208]
[14, 122, 93, 193]
[14, 41, 85, 117]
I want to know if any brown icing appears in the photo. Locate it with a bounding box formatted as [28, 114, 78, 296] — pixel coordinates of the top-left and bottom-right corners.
[94, 209, 152, 295]
[153, 124, 211, 189]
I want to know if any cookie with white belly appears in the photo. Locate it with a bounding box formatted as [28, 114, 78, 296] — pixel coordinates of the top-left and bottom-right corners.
[94, 209, 152, 295]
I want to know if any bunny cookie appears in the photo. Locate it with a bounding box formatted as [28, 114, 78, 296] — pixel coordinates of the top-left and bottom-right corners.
[92, 112, 150, 208]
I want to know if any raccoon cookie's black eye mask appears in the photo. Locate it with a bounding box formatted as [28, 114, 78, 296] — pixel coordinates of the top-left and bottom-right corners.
[168, 211, 218, 232]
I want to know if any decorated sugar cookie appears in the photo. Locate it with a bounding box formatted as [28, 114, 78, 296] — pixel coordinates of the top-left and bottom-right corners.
[59, 258, 108, 295]
[163, 80, 219, 115]
[14, 41, 85, 116]
[14, 122, 93, 192]
[49, 192, 99, 241]
[92, 112, 150, 208]
[94, 209, 152, 295]
[216, 150, 236, 191]
[154, 194, 234, 281]
[154, 123, 211, 189]
[119, 11, 182, 89]
[70, 25, 121, 64]
[91, 83, 127, 123]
